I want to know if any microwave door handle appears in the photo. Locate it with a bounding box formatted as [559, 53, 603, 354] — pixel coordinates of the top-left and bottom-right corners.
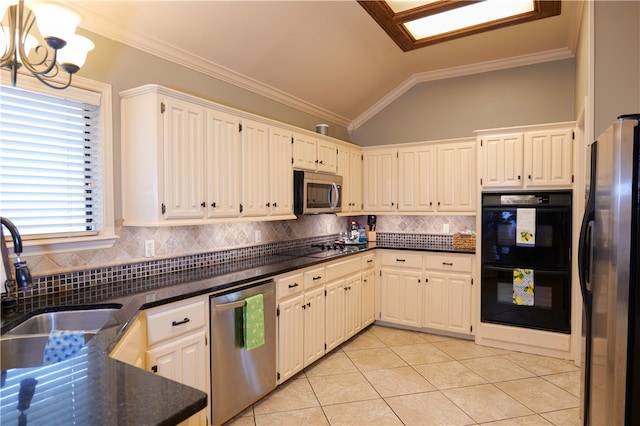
[330, 182, 339, 209]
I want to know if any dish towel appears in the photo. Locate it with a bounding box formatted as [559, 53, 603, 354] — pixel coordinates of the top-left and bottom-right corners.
[513, 269, 534, 306]
[516, 208, 536, 247]
[43, 330, 86, 365]
[243, 294, 265, 350]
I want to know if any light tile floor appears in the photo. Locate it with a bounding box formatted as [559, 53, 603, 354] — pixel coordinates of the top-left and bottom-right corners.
[226, 325, 581, 425]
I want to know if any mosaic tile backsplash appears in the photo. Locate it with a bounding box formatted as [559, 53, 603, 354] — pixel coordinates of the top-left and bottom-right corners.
[9, 215, 475, 305]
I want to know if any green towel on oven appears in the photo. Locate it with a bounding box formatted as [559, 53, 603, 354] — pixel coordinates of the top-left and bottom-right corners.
[243, 294, 265, 350]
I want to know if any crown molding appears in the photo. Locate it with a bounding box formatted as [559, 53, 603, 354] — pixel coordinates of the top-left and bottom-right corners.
[348, 47, 575, 134]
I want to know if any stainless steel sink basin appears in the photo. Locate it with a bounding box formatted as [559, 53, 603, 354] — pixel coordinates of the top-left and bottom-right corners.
[5, 306, 121, 336]
[1, 333, 94, 370]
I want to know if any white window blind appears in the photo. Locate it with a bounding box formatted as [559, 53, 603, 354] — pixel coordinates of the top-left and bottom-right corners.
[0, 84, 102, 238]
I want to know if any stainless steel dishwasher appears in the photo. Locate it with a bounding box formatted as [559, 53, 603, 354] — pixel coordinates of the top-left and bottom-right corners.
[210, 279, 276, 425]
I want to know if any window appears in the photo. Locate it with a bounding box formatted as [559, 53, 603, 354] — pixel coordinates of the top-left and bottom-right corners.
[0, 73, 116, 255]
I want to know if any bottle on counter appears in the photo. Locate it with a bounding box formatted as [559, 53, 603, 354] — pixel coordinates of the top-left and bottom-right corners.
[350, 221, 358, 241]
[358, 225, 367, 243]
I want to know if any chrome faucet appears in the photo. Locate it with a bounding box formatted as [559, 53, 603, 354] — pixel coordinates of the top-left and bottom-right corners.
[1, 217, 33, 293]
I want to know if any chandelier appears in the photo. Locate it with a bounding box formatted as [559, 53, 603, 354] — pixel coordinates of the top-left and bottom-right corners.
[0, 0, 94, 89]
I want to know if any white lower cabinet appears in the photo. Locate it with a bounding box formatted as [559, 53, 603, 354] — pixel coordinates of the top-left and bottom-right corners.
[378, 250, 474, 336]
[144, 296, 210, 426]
[277, 253, 377, 385]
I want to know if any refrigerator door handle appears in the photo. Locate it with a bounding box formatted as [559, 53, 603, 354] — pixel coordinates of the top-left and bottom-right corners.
[579, 142, 598, 302]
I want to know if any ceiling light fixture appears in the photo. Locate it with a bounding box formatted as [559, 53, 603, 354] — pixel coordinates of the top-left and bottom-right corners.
[0, 0, 94, 90]
[359, 0, 561, 52]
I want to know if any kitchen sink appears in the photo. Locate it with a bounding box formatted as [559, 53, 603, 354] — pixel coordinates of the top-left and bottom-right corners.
[5, 305, 121, 336]
[1, 333, 94, 370]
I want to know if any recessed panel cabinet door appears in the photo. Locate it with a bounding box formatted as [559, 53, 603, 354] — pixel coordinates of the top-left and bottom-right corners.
[162, 97, 205, 219]
[241, 119, 270, 217]
[304, 286, 326, 367]
[397, 146, 436, 212]
[278, 294, 304, 383]
[363, 149, 397, 211]
[325, 279, 346, 352]
[437, 141, 476, 212]
[269, 127, 294, 216]
[480, 133, 524, 188]
[205, 109, 240, 218]
[361, 269, 376, 327]
[524, 128, 573, 187]
[379, 269, 422, 328]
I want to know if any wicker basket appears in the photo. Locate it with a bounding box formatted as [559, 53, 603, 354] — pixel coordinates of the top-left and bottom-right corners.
[453, 234, 476, 251]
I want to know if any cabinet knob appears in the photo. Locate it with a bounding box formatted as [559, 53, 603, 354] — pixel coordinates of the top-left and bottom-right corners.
[211, 202, 216, 208]
[307, 302, 311, 307]
[518, 175, 521, 180]
[200, 202, 206, 208]
[266, 202, 271, 207]
[273, 202, 277, 207]
[528, 175, 532, 180]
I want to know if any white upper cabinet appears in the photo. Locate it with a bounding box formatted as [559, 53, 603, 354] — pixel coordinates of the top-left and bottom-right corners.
[363, 148, 398, 212]
[292, 133, 338, 174]
[479, 133, 523, 188]
[397, 146, 437, 212]
[477, 122, 574, 189]
[241, 119, 270, 217]
[363, 138, 476, 214]
[161, 97, 206, 220]
[269, 126, 294, 217]
[337, 145, 363, 214]
[437, 140, 476, 212]
[205, 109, 241, 218]
[524, 128, 574, 187]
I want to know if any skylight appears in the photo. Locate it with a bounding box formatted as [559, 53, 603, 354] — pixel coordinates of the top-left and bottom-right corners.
[358, 0, 561, 52]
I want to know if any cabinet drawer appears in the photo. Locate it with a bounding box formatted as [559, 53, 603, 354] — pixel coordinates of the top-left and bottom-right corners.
[326, 257, 361, 281]
[304, 267, 326, 289]
[425, 254, 473, 273]
[380, 251, 423, 269]
[362, 253, 375, 270]
[277, 273, 304, 299]
[146, 299, 206, 346]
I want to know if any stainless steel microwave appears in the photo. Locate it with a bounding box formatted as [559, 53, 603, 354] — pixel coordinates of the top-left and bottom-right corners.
[293, 170, 342, 214]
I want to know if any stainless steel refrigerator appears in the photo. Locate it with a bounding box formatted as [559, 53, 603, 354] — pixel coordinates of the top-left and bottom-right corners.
[579, 114, 640, 425]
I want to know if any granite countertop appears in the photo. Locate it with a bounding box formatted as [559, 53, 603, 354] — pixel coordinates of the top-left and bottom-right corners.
[0, 242, 474, 425]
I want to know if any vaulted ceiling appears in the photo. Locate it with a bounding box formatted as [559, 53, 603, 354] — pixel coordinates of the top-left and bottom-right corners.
[70, 1, 582, 131]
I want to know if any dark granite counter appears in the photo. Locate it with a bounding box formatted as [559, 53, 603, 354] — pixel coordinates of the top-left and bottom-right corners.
[0, 243, 474, 425]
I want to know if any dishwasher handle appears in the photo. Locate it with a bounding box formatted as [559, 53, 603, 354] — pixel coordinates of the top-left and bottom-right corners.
[213, 288, 274, 312]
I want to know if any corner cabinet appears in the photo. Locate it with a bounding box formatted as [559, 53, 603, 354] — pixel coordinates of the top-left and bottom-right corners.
[477, 122, 575, 189]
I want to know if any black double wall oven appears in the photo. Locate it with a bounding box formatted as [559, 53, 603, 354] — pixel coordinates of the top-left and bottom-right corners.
[481, 191, 572, 333]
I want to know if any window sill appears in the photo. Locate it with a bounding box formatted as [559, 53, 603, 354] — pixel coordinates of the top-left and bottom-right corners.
[21, 234, 120, 257]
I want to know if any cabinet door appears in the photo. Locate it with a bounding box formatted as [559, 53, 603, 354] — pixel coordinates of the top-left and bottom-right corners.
[292, 133, 318, 170]
[205, 109, 240, 218]
[162, 97, 205, 219]
[337, 146, 353, 211]
[363, 149, 397, 211]
[437, 141, 476, 212]
[241, 119, 270, 217]
[398, 146, 437, 212]
[345, 274, 362, 340]
[361, 269, 375, 327]
[446, 274, 472, 334]
[379, 269, 422, 328]
[146, 331, 208, 426]
[278, 294, 304, 383]
[524, 128, 573, 187]
[325, 279, 346, 352]
[269, 127, 294, 216]
[317, 140, 338, 174]
[423, 272, 472, 335]
[349, 148, 363, 213]
[480, 133, 523, 188]
[146, 331, 208, 390]
[423, 274, 447, 330]
[304, 286, 326, 367]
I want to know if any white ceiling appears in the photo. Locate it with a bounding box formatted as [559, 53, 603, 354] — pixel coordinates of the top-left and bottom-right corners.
[69, 1, 582, 131]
